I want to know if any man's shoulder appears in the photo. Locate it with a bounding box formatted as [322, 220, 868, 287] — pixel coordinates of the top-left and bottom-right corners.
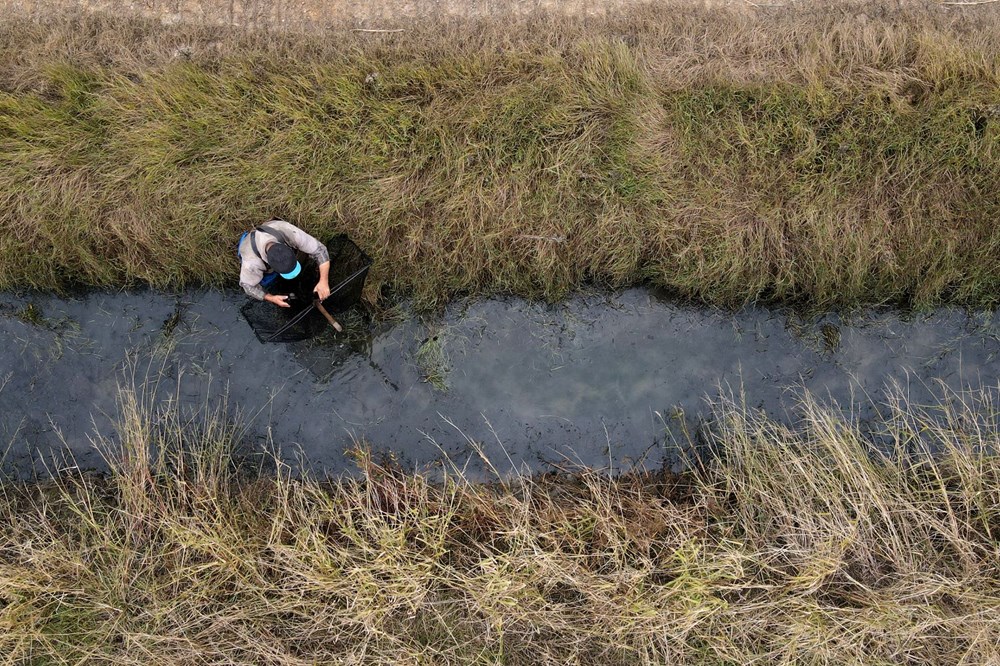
[263, 219, 302, 234]
[265, 220, 323, 250]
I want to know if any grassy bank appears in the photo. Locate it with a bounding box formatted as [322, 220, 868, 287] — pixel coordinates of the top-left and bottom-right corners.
[0, 384, 997, 663]
[1, 3, 999, 309]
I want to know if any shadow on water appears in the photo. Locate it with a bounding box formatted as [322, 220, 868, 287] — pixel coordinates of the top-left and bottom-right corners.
[0, 287, 997, 480]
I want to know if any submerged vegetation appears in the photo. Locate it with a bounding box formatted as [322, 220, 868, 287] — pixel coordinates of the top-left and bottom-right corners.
[0, 383, 997, 663]
[0, 2, 998, 308]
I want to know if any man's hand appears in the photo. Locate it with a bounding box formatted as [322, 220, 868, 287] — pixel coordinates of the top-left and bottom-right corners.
[313, 279, 331, 302]
[265, 294, 291, 308]
[314, 261, 332, 302]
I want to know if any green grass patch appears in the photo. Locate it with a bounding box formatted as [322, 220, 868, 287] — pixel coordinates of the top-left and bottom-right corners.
[0, 5, 998, 309]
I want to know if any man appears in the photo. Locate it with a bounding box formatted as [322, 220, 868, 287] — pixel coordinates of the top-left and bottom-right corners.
[238, 220, 331, 308]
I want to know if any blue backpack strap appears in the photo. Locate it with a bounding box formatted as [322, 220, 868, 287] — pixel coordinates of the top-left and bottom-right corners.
[237, 231, 249, 259]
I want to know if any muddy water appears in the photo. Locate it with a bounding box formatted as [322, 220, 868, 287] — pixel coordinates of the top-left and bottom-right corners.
[0, 288, 997, 478]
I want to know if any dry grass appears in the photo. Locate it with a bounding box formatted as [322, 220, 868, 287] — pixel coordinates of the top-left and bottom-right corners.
[0, 0, 656, 28]
[0, 2, 999, 309]
[0, 382, 998, 663]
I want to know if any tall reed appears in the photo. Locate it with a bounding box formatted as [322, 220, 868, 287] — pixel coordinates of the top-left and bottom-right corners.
[0, 382, 997, 663]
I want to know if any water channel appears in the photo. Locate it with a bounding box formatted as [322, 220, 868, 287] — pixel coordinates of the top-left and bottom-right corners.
[0, 288, 997, 478]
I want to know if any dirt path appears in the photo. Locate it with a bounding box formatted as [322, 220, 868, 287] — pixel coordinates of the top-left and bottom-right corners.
[3, 0, 667, 30]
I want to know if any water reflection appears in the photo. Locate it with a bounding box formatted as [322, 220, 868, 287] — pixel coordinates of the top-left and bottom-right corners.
[0, 288, 996, 478]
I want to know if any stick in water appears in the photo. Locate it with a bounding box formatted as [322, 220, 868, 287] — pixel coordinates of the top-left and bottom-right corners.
[315, 300, 343, 332]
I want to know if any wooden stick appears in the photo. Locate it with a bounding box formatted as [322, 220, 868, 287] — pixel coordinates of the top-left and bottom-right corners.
[315, 300, 343, 332]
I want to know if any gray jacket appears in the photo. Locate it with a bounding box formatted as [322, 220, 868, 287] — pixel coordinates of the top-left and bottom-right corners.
[239, 220, 330, 300]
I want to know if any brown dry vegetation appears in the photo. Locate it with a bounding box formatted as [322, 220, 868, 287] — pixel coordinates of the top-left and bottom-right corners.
[0, 383, 997, 663]
[3, 0, 656, 28]
[0, 1, 998, 309]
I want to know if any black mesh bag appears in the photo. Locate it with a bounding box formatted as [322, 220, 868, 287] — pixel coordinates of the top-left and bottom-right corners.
[323, 234, 373, 313]
[241, 235, 372, 343]
[240, 296, 326, 344]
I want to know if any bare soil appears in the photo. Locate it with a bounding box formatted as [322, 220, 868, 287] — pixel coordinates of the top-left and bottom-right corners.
[3, 0, 666, 30]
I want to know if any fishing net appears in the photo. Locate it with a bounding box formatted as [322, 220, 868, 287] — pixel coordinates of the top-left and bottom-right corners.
[241, 235, 372, 343]
[323, 234, 373, 314]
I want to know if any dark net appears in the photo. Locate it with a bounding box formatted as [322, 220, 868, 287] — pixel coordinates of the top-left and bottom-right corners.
[324, 234, 373, 313]
[241, 235, 373, 343]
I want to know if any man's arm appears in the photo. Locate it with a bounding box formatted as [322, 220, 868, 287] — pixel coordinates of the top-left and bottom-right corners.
[315, 261, 331, 300]
[240, 267, 267, 301]
[270, 221, 332, 300]
[240, 259, 289, 307]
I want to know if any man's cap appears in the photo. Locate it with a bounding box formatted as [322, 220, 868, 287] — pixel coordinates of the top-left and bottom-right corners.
[266, 243, 301, 279]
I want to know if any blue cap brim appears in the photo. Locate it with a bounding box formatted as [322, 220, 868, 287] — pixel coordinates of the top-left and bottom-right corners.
[279, 262, 301, 280]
